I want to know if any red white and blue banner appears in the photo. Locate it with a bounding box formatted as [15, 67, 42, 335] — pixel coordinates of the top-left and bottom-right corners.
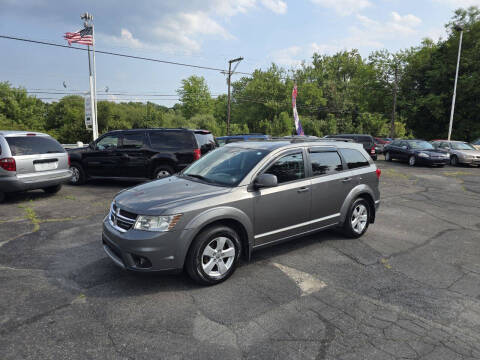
[292, 85, 304, 135]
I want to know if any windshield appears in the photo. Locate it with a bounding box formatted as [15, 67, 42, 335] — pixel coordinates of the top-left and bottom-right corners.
[452, 142, 475, 150]
[183, 146, 269, 186]
[408, 141, 434, 150]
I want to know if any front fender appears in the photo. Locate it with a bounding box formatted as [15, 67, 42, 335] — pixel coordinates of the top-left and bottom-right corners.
[339, 184, 377, 225]
[176, 207, 254, 267]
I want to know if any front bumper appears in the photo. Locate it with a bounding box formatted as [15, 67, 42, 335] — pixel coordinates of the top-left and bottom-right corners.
[0, 169, 72, 193]
[102, 218, 191, 272]
[459, 157, 480, 166]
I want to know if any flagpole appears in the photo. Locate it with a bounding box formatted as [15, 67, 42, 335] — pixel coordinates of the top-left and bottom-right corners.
[87, 44, 96, 139]
[91, 22, 98, 140]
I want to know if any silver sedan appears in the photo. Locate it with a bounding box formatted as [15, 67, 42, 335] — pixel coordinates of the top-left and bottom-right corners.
[432, 141, 480, 166]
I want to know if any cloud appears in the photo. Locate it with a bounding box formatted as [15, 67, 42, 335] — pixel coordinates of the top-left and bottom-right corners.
[260, 0, 287, 14]
[270, 46, 304, 66]
[310, 0, 372, 16]
[100, 29, 145, 49]
[433, 0, 480, 7]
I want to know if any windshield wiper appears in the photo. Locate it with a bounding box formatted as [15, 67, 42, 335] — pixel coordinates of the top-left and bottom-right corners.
[185, 174, 210, 182]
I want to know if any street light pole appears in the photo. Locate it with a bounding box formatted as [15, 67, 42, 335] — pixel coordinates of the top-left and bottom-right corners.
[226, 57, 243, 136]
[448, 25, 464, 141]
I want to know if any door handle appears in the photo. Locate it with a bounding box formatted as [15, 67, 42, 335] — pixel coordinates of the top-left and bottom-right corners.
[342, 177, 352, 183]
[297, 187, 309, 193]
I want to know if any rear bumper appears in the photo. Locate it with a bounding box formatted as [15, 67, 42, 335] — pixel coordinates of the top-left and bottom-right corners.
[0, 169, 72, 193]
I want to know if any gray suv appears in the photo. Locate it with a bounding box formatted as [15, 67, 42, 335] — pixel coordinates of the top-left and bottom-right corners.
[102, 140, 381, 285]
[0, 131, 72, 202]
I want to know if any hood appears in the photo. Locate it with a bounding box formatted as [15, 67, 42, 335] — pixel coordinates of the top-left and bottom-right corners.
[115, 175, 231, 214]
[454, 149, 480, 157]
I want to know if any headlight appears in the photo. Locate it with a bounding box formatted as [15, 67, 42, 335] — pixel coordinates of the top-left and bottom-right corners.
[418, 152, 430, 158]
[134, 214, 182, 232]
[444, 153, 450, 158]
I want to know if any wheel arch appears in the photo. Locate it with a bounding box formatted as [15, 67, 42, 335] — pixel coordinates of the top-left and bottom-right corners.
[339, 185, 377, 225]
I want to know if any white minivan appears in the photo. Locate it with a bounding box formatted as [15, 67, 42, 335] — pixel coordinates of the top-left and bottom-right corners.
[0, 131, 72, 202]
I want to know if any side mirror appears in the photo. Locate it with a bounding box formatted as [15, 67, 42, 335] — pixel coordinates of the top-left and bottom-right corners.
[254, 173, 278, 189]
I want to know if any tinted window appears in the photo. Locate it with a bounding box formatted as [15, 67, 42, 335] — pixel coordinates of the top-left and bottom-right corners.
[391, 140, 401, 146]
[310, 151, 343, 176]
[265, 152, 305, 184]
[408, 141, 434, 150]
[96, 135, 120, 150]
[121, 133, 144, 149]
[149, 131, 195, 149]
[339, 148, 369, 169]
[452, 142, 475, 150]
[6, 136, 65, 156]
[183, 147, 269, 186]
[357, 136, 374, 147]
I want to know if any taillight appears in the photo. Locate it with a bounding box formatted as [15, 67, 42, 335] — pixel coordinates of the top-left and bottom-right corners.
[376, 168, 381, 179]
[26, 133, 36, 136]
[68, 154, 71, 166]
[0, 158, 16, 172]
[193, 148, 201, 160]
[371, 147, 376, 154]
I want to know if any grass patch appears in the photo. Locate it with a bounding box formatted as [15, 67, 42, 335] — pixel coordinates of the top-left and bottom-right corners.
[381, 168, 410, 180]
[443, 171, 473, 177]
[64, 195, 76, 200]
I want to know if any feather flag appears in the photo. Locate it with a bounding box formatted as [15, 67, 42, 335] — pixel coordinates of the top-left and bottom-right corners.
[292, 85, 304, 135]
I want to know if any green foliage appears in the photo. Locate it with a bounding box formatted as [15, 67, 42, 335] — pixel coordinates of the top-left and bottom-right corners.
[177, 75, 213, 118]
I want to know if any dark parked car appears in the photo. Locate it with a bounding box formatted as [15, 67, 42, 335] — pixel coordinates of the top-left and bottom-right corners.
[325, 134, 377, 160]
[384, 139, 450, 166]
[68, 128, 215, 185]
[102, 140, 381, 285]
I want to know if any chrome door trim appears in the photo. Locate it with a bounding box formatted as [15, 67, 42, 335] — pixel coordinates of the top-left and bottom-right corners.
[254, 213, 340, 239]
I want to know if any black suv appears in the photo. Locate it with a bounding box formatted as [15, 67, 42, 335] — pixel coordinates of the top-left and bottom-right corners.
[324, 134, 377, 160]
[68, 128, 215, 185]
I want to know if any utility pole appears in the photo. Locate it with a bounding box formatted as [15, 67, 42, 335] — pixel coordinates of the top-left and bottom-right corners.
[226, 57, 243, 135]
[448, 24, 464, 141]
[390, 65, 398, 139]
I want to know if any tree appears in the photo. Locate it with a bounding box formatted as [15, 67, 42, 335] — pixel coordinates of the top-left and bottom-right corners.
[177, 75, 213, 119]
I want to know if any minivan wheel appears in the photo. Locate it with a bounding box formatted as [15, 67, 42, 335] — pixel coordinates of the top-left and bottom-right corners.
[70, 163, 86, 185]
[153, 165, 174, 179]
[43, 184, 62, 194]
[385, 152, 392, 161]
[408, 155, 416, 166]
[343, 198, 370, 238]
[186, 225, 241, 285]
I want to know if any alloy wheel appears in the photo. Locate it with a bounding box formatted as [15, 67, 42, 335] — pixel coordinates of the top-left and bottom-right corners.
[201, 237, 235, 278]
[156, 170, 171, 179]
[70, 166, 80, 183]
[409, 156, 416, 166]
[351, 204, 368, 234]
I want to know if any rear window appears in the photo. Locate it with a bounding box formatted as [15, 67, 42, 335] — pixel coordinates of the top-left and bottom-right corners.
[149, 131, 195, 149]
[194, 133, 215, 151]
[6, 136, 65, 156]
[339, 148, 369, 169]
[310, 151, 343, 175]
[356, 136, 374, 147]
[121, 133, 145, 149]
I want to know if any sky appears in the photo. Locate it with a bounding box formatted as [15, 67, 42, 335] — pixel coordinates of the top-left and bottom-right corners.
[0, 0, 478, 106]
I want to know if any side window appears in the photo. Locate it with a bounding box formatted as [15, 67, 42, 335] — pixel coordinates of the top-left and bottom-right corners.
[339, 148, 369, 169]
[264, 152, 305, 184]
[310, 151, 343, 176]
[149, 131, 195, 149]
[400, 141, 408, 148]
[96, 135, 119, 150]
[440, 142, 450, 149]
[121, 133, 144, 149]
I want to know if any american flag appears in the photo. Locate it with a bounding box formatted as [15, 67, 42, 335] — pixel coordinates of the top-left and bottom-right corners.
[292, 85, 304, 136]
[64, 26, 93, 46]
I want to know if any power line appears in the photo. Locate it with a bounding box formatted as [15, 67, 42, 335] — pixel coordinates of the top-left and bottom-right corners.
[0, 34, 252, 75]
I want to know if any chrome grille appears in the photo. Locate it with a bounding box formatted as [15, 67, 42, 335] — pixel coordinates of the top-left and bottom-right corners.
[109, 202, 137, 232]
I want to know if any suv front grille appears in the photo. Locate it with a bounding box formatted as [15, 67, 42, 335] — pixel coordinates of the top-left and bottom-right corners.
[109, 202, 137, 232]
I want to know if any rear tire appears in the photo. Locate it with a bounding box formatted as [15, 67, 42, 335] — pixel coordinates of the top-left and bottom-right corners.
[343, 198, 370, 238]
[70, 162, 86, 185]
[185, 225, 241, 285]
[43, 184, 62, 194]
[153, 165, 174, 179]
[385, 152, 392, 161]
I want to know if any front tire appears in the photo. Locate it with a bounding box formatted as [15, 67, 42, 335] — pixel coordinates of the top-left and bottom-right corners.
[43, 184, 62, 194]
[450, 155, 458, 166]
[385, 152, 392, 161]
[70, 162, 86, 185]
[343, 198, 370, 238]
[408, 155, 416, 166]
[186, 225, 241, 285]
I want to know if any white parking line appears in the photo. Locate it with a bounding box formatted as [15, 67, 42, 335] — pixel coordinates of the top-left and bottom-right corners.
[272, 262, 327, 296]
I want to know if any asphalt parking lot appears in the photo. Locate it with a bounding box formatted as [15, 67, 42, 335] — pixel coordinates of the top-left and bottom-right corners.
[1, 159, 480, 360]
